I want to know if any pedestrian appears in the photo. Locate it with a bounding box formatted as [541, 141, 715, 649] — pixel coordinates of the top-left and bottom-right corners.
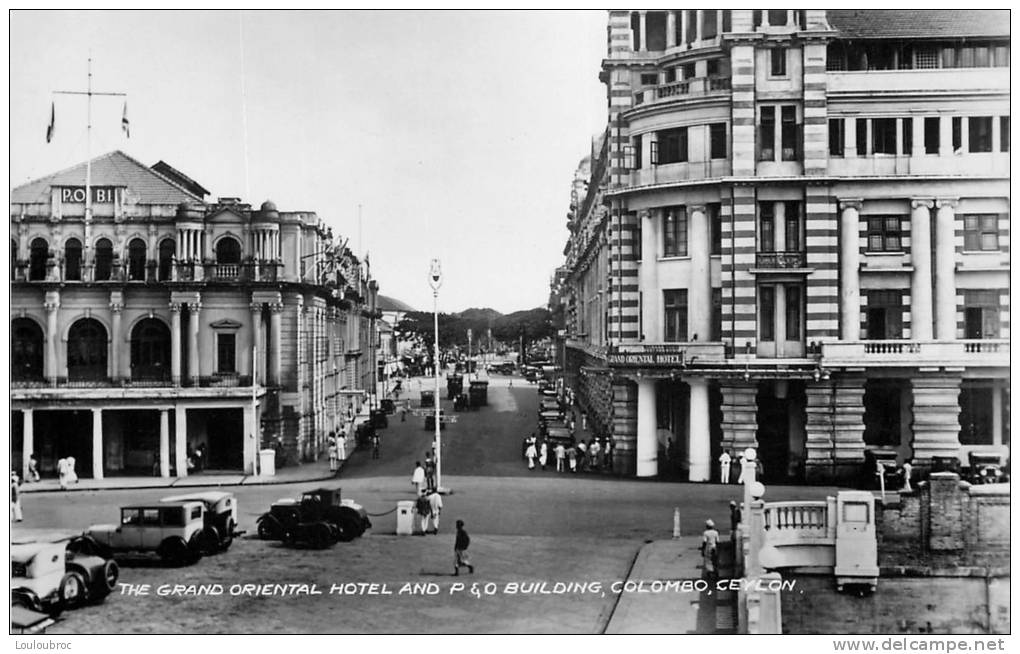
[525, 441, 538, 470]
[67, 456, 78, 484]
[194, 444, 204, 472]
[589, 438, 602, 471]
[577, 440, 588, 472]
[57, 457, 69, 490]
[11, 471, 23, 522]
[719, 449, 732, 484]
[581, 412, 587, 431]
[372, 433, 380, 459]
[700, 519, 720, 577]
[453, 519, 474, 575]
[539, 441, 548, 471]
[729, 501, 742, 533]
[412, 461, 426, 494]
[328, 439, 339, 472]
[426, 487, 443, 534]
[415, 489, 432, 536]
[337, 431, 347, 461]
[27, 454, 40, 483]
[400, 404, 407, 422]
[567, 445, 577, 473]
[603, 438, 613, 471]
[554, 443, 566, 472]
[424, 452, 436, 489]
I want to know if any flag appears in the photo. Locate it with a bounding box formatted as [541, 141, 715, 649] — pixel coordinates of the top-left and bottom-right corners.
[46, 102, 55, 143]
[121, 101, 130, 138]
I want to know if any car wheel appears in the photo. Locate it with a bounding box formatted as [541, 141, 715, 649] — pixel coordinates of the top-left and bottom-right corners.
[59, 571, 87, 609]
[158, 537, 189, 566]
[311, 523, 332, 549]
[257, 515, 279, 540]
[338, 508, 366, 538]
[199, 526, 221, 556]
[222, 519, 236, 551]
[336, 515, 359, 542]
[90, 559, 119, 600]
[187, 534, 205, 564]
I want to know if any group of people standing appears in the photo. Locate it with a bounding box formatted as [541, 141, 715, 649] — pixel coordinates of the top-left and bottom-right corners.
[327, 430, 351, 472]
[409, 452, 473, 576]
[523, 433, 613, 473]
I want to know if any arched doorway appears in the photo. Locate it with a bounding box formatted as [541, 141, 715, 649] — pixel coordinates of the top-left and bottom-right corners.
[127, 238, 147, 281]
[158, 238, 175, 281]
[29, 237, 48, 281]
[130, 318, 171, 382]
[12, 318, 44, 381]
[67, 318, 108, 381]
[65, 238, 83, 281]
[215, 236, 241, 264]
[94, 238, 113, 281]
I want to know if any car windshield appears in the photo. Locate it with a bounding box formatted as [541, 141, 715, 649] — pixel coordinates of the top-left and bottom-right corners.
[122, 509, 141, 525]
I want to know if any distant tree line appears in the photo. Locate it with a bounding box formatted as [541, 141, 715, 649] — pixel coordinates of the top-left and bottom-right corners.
[394, 307, 554, 351]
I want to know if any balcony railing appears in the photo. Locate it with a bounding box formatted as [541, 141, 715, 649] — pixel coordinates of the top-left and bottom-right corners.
[754, 251, 807, 269]
[762, 499, 836, 547]
[648, 76, 731, 104]
[821, 339, 1010, 368]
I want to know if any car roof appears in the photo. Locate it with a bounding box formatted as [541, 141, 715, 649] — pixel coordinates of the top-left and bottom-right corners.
[122, 500, 204, 510]
[161, 491, 234, 503]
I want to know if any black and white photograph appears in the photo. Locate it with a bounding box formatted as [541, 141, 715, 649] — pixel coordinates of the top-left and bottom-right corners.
[7, 8, 1011, 646]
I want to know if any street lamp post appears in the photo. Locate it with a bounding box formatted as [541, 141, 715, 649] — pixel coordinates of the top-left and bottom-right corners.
[429, 259, 446, 493]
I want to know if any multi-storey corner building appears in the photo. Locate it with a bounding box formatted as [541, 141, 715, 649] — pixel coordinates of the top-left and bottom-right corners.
[10, 151, 378, 479]
[558, 10, 1009, 482]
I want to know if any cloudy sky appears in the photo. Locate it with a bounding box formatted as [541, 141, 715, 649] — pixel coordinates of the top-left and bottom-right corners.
[10, 10, 607, 313]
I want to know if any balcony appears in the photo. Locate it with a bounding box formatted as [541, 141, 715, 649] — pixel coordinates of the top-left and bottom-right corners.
[753, 251, 807, 271]
[821, 339, 1010, 368]
[826, 68, 1008, 98]
[632, 76, 731, 109]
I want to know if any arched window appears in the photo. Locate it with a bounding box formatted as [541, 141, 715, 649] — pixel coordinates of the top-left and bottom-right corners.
[130, 318, 171, 381]
[12, 318, 44, 381]
[215, 237, 241, 264]
[29, 238, 48, 281]
[127, 238, 146, 281]
[158, 239, 175, 281]
[65, 238, 83, 281]
[94, 238, 113, 281]
[67, 318, 108, 381]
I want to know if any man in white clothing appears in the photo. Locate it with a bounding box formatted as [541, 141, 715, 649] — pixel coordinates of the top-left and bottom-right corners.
[426, 488, 443, 534]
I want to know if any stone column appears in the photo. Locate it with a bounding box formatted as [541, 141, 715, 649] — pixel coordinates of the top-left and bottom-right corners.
[687, 377, 711, 481]
[680, 10, 688, 45]
[803, 382, 835, 482]
[187, 301, 201, 385]
[175, 408, 188, 478]
[910, 199, 934, 340]
[250, 302, 263, 383]
[934, 199, 958, 340]
[839, 200, 862, 340]
[636, 376, 658, 477]
[640, 210, 660, 341]
[109, 296, 123, 382]
[170, 303, 182, 385]
[92, 409, 104, 480]
[832, 377, 866, 481]
[638, 10, 647, 51]
[22, 409, 34, 481]
[159, 409, 171, 478]
[270, 302, 284, 386]
[911, 376, 962, 463]
[721, 384, 758, 452]
[44, 291, 60, 383]
[666, 11, 677, 48]
[244, 399, 258, 475]
[689, 205, 712, 341]
[695, 9, 703, 42]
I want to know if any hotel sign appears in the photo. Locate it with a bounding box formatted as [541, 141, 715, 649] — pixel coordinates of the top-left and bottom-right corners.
[607, 352, 687, 367]
[59, 187, 118, 203]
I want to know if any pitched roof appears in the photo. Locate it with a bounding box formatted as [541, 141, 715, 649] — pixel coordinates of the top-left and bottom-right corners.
[377, 294, 416, 313]
[11, 150, 204, 205]
[827, 9, 1010, 39]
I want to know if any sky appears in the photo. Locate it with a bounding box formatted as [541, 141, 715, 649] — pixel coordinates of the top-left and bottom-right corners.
[9, 10, 608, 314]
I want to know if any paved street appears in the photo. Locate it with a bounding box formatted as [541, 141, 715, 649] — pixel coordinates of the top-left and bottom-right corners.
[15, 375, 841, 634]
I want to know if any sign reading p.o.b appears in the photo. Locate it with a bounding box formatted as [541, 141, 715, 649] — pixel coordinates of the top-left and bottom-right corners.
[59, 187, 118, 203]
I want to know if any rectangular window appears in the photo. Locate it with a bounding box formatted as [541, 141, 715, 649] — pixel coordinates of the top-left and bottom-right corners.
[770, 48, 787, 76]
[640, 73, 658, 86]
[656, 127, 688, 164]
[959, 47, 974, 68]
[703, 10, 717, 39]
[872, 118, 896, 154]
[924, 117, 940, 154]
[974, 47, 989, 68]
[665, 67, 676, 83]
[722, 10, 731, 32]
[759, 202, 775, 252]
[829, 119, 845, 156]
[759, 286, 775, 341]
[993, 45, 1009, 67]
[785, 285, 802, 340]
[963, 214, 1000, 251]
[634, 219, 642, 261]
[663, 206, 688, 257]
[968, 116, 993, 152]
[856, 118, 868, 155]
[866, 290, 903, 339]
[901, 117, 913, 154]
[866, 216, 903, 252]
[217, 333, 237, 374]
[914, 48, 938, 69]
[706, 59, 720, 77]
[952, 117, 962, 152]
[682, 63, 696, 80]
[1001, 117, 1010, 152]
[963, 290, 1000, 339]
[685, 10, 696, 44]
[768, 10, 787, 26]
[708, 203, 722, 255]
[942, 46, 957, 68]
[711, 288, 723, 341]
[632, 137, 643, 169]
[780, 106, 798, 160]
[663, 289, 688, 342]
[784, 202, 801, 251]
[709, 123, 727, 159]
[759, 106, 776, 160]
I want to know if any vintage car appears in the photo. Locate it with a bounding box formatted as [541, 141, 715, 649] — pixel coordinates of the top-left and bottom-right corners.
[160, 491, 242, 554]
[544, 427, 575, 449]
[468, 380, 489, 406]
[420, 390, 435, 409]
[540, 397, 561, 413]
[447, 373, 464, 399]
[967, 452, 1008, 484]
[256, 487, 371, 548]
[11, 541, 119, 616]
[80, 501, 208, 566]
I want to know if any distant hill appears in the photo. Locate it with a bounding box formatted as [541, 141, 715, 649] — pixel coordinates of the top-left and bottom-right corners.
[395, 306, 553, 348]
[457, 307, 502, 323]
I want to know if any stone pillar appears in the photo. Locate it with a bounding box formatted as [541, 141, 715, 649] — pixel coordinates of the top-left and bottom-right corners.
[92, 409, 104, 480]
[666, 11, 677, 48]
[680, 10, 688, 46]
[22, 409, 34, 481]
[832, 377, 866, 481]
[804, 382, 835, 482]
[839, 200, 862, 340]
[638, 10, 647, 52]
[109, 295, 123, 382]
[911, 376, 962, 463]
[636, 377, 658, 477]
[175, 408, 188, 478]
[244, 399, 258, 475]
[611, 379, 638, 475]
[159, 409, 171, 478]
[270, 302, 283, 386]
[640, 210, 660, 341]
[695, 9, 703, 42]
[44, 291, 60, 383]
[689, 205, 712, 341]
[187, 302, 201, 385]
[934, 199, 958, 340]
[721, 384, 758, 452]
[687, 377, 711, 481]
[170, 303, 182, 385]
[910, 199, 934, 340]
[250, 302, 262, 383]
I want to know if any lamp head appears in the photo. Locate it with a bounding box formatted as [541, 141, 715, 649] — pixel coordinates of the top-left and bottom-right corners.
[429, 259, 442, 290]
[743, 447, 757, 462]
[750, 481, 766, 499]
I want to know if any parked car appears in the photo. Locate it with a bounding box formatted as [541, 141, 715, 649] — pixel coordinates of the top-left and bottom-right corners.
[967, 452, 1008, 484]
[11, 541, 119, 616]
[160, 491, 242, 554]
[79, 501, 208, 566]
[420, 390, 435, 409]
[257, 487, 371, 548]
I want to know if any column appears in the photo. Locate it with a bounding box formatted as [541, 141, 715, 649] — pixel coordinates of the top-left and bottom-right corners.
[109, 297, 123, 382]
[250, 302, 262, 383]
[689, 205, 712, 340]
[680, 10, 688, 46]
[991, 385, 1003, 446]
[934, 199, 958, 340]
[638, 10, 647, 52]
[721, 384, 758, 452]
[92, 409, 104, 480]
[666, 11, 677, 48]
[911, 376, 962, 463]
[695, 9, 703, 42]
[159, 409, 170, 478]
[832, 377, 866, 479]
[22, 409, 34, 481]
[910, 199, 934, 340]
[912, 115, 925, 157]
[44, 291, 60, 383]
[839, 201, 862, 340]
[188, 301, 201, 385]
[270, 302, 283, 386]
[687, 378, 711, 481]
[175, 408, 188, 477]
[636, 377, 658, 477]
[243, 400, 257, 475]
[803, 382, 835, 482]
[845, 117, 858, 158]
[170, 303, 182, 385]
[640, 210, 660, 341]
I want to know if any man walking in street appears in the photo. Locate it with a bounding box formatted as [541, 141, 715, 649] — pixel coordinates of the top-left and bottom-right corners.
[426, 487, 443, 534]
[554, 442, 566, 472]
[424, 452, 436, 489]
[11, 471, 23, 522]
[416, 489, 432, 535]
[412, 461, 426, 495]
[701, 519, 720, 578]
[453, 519, 474, 575]
[328, 437, 339, 472]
